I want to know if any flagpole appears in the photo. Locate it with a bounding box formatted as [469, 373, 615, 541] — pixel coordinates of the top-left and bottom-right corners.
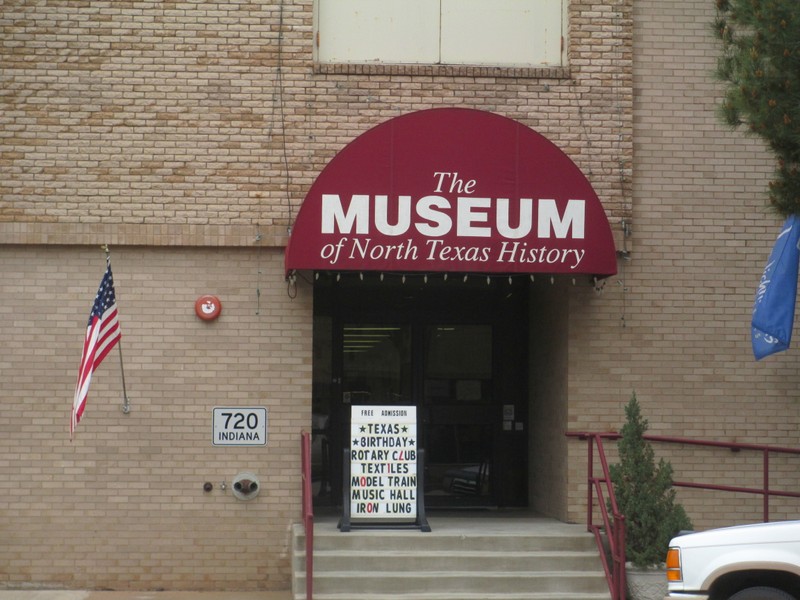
[118, 341, 131, 414]
[102, 244, 131, 415]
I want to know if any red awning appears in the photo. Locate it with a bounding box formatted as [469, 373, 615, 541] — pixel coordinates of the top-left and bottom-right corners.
[285, 108, 617, 278]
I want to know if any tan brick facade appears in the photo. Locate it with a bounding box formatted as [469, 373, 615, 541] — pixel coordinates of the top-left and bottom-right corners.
[2, 0, 799, 592]
[0, 245, 312, 589]
[1, 0, 632, 243]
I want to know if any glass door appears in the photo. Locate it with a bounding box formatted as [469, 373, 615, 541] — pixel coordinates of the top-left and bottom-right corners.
[312, 274, 527, 509]
[341, 324, 411, 406]
[422, 324, 493, 506]
[336, 321, 495, 507]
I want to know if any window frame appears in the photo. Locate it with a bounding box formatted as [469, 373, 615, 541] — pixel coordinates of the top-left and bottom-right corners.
[313, 0, 568, 74]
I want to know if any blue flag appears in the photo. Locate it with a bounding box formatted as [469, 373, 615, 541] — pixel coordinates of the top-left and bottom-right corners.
[752, 214, 800, 360]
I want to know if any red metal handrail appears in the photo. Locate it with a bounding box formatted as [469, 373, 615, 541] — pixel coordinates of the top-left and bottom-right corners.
[301, 430, 314, 600]
[643, 434, 800, 523]
[568, 432, 626, 600]
[567, 431, 800, 600]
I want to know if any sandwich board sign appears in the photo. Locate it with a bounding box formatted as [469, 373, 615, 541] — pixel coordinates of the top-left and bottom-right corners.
[340, 405, 430, 532]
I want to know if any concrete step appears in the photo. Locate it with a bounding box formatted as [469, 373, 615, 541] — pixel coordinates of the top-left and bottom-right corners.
[304, 549, 602, 572]
[291, 515, 611, 600]
[295, 528, 599, 553]
[294, 596, 610, 600]
[295, 571, 609, 595]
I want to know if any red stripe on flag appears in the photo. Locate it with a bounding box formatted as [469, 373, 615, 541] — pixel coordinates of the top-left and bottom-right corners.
[93, 307, 120, 366]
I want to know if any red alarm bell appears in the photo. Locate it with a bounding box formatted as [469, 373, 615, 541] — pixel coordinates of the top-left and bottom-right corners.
[195, 295, 222, 321]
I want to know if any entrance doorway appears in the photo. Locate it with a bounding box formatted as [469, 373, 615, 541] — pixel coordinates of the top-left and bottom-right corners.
[311, 273, 529, 509]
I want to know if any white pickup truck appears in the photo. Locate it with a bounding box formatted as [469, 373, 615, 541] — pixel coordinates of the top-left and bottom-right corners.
[665, 520, 800, 600]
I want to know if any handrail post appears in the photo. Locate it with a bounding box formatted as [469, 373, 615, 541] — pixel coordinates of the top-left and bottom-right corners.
[587, 435, 594, 531]
[301, 431, 314, 600]
[617, 518, 626, 600]
[763, 448, 770, 523]
[595, 434, 625, 600]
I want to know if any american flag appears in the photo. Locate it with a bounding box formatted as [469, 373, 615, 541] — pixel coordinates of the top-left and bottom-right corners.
[71, 259, 122, 437]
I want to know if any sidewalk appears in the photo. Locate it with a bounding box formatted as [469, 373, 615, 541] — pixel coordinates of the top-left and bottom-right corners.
[0, 593, 291, 600]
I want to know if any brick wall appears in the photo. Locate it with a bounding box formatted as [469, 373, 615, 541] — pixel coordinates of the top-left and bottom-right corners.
[0, 246, 312, 589]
